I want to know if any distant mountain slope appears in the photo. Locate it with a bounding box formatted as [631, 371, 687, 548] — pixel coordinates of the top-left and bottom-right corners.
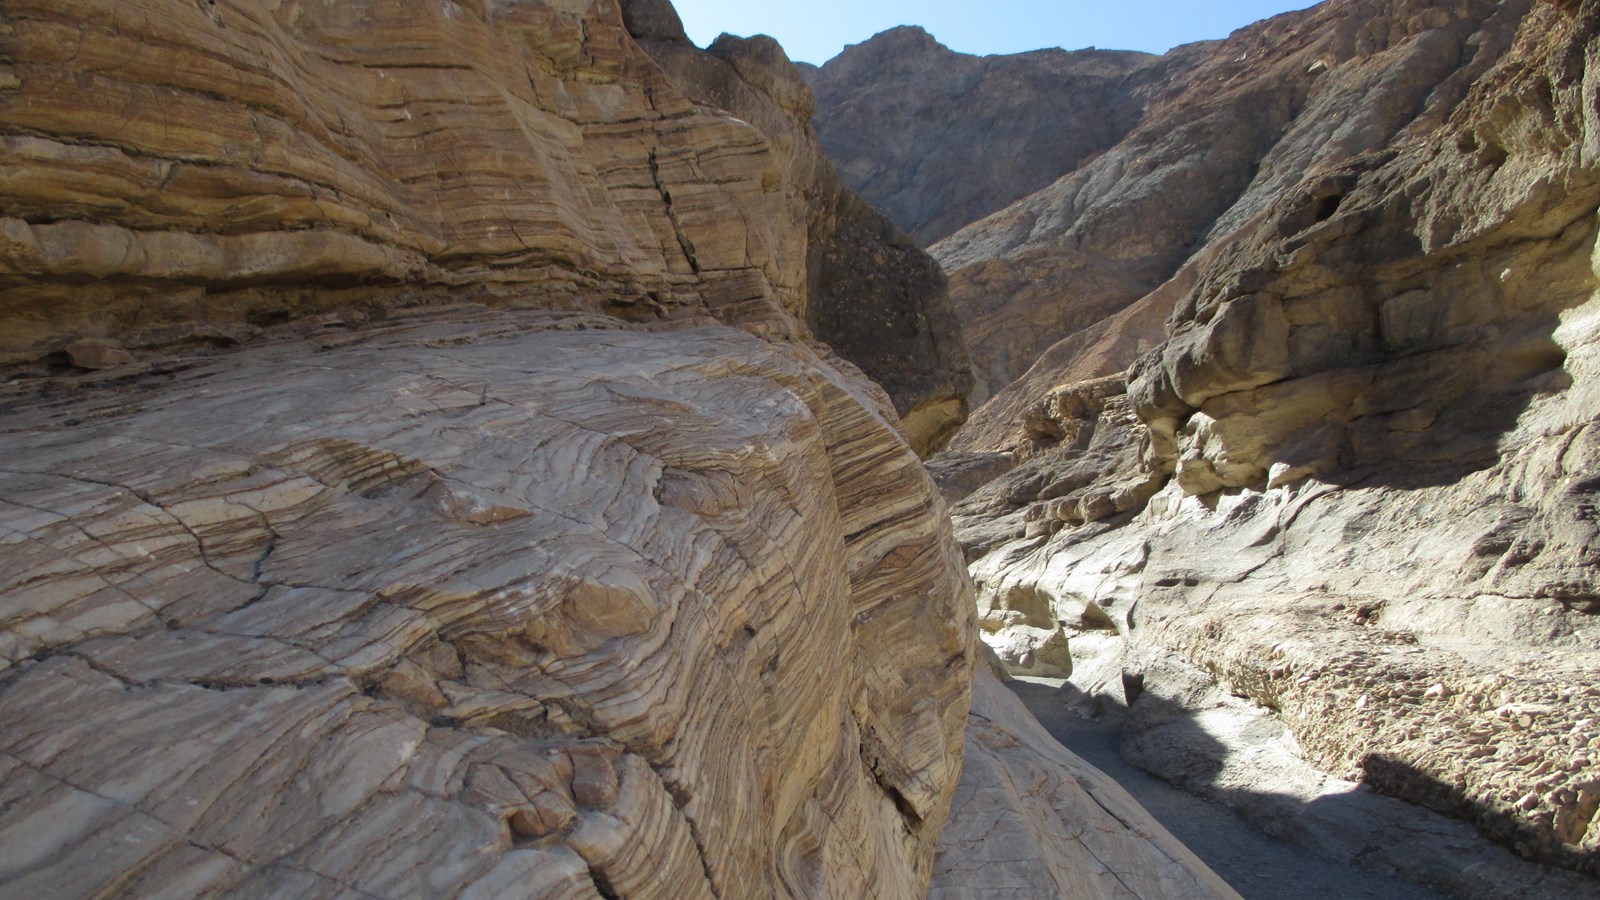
[809, 1, 1529, 415]
[801, 26, 1164, 245]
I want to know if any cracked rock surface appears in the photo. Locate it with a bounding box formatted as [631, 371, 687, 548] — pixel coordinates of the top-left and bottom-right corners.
[0, 310, 976, 897]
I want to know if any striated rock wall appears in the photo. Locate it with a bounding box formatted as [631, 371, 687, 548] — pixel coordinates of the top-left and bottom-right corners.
[620, 0, 973, 452]
[945, 0, 1600, 881]
[0, 0, 804, 350]
[0, 0, 969, 454]
[0, 310, 975, 897]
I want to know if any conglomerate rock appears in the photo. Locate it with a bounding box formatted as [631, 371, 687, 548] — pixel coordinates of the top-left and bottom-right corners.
[939, 0, 1600, 882]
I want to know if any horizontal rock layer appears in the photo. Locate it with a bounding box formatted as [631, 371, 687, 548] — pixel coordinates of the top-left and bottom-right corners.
[0, 310, 975, 897]
[0, 0, 970, 453]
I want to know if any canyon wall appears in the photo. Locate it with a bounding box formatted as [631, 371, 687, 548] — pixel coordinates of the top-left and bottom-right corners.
[0, 1, 1231, 897]
[902, 0, 1600, 880]
[619, 0, 974, 454]
[0, 0, 969, 453]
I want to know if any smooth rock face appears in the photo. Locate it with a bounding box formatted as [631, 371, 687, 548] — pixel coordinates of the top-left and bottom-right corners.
[942, 0, 1600, 881]
[801, 27, 1160, 246]
[929, 669, 1238, 900]
[0, 311, 976, 897]
[0, 0, 969, 454]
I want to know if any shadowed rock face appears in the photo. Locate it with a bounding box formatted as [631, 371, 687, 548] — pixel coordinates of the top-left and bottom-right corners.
[930, 0, 1600, 880]
[801, 26, 1162, 246]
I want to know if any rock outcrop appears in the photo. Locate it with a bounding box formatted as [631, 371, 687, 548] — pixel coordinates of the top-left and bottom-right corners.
[0, 0, 969, 454]
[0, 1, 1234, 897]
[0, 311, 975, 896]
[618, 0, 974, 453]
[801, 27, 1160, 246]
[933, 0, 1600, 883]
[826, 0, 1529, 410]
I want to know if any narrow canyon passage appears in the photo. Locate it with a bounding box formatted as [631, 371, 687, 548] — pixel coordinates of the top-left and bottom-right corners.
[1011, 678, 1449, 900]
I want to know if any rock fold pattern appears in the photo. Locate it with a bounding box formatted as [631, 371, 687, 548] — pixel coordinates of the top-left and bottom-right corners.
[0, 312, 974, 897]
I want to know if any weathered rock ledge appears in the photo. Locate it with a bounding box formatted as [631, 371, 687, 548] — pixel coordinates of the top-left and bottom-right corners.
[946, 0, 1600, 885]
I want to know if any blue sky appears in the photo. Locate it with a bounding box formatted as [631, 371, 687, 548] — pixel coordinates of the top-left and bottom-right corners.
[671, 1, 1325, 65]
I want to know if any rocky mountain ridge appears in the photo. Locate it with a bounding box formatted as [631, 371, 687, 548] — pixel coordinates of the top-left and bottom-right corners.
[801, 26, 1163, 246]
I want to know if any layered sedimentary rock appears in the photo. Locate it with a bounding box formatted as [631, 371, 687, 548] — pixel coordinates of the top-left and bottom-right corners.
[0, 310, 975, 897]
[0, 1, 1242, 896]
[801, 27, 1159, 246]
[619, 0, 974, 453]
[864, 0, 1529, 411]
[0, 0, 969, 453]
[944, 0, 1600, 881]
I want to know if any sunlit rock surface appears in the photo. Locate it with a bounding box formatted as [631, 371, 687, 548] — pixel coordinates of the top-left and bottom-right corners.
[935, 0, 1600, 881]
[0, 311, 974, 897]
[0, 0, 969, 453]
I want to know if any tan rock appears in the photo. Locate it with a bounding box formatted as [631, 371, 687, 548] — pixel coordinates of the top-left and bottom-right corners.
[813, 0, 1531, 414]
[0, 0, 971, 454]
[620, 1, 973, 452]
[60, 338, 134, 369]
[0, 311, 977, 897]
[950, 0, 1600, 879]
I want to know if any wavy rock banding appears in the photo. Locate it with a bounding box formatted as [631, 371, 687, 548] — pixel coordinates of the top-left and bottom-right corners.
[0, 0, 1239, 897]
